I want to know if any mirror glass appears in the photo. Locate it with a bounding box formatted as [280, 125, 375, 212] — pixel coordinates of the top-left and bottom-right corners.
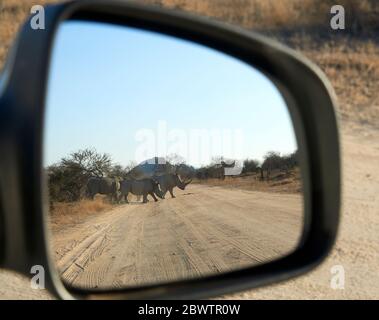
[44, 21, 304, 290]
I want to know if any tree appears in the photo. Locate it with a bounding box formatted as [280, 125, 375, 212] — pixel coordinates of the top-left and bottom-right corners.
[210, 155, 224, 166]
[47, 148, 112, 202]
[61, 148, 112, 177]
[261, 150, 299, 179]
[262, 151, 282, 179]
[107, 164, 127, 179]
[281, 150, 299, 172]
[242, 159, 259, 174]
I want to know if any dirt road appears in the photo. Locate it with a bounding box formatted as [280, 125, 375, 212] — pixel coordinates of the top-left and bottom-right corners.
[51, 186, 302, 289]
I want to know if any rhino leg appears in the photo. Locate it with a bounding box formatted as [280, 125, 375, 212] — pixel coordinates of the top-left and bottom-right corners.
[142, 193, 148, 203]
[86, 190, 95, 200]
[169, 188, 175, 198]
[149, 192, 158, 202]
[111, 193, 118, 203]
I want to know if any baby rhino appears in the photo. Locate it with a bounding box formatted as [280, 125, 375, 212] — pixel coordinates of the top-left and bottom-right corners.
[119, 179, 163, 203]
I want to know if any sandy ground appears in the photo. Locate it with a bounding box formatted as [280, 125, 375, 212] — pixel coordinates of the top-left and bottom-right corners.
[52, 186, 302, 289]
[1, 124, 378, 299]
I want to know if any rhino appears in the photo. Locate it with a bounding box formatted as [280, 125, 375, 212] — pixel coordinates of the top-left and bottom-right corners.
[154, 174, 192, 199]
[119, 179, 164, 203]
[85, 177, 120, 202]
[127, 157, 195, 182]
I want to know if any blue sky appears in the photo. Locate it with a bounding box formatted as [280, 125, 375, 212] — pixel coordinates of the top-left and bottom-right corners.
[44, 21, 297, 168]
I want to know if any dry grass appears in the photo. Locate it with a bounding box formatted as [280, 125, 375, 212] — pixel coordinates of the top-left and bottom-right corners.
[49, 196, 112, 231]
[194, 168, 302, 194]
[0, 0, 60, 65]
[147, 0, 377, 31]
[280, 36, 379, 127]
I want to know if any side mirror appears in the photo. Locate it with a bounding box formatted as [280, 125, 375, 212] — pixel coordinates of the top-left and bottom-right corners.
[0, 1, 340, 299]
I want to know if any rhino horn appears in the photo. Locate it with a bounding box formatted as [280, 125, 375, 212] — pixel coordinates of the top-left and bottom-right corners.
[176, 175, 191, 190]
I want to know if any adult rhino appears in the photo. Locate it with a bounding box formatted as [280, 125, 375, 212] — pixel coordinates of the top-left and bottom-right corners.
[127, 157, 195, 182]
[119, 179, 164, 203]
[85, 177, 120, 202]
[154, 174, 192, 199]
